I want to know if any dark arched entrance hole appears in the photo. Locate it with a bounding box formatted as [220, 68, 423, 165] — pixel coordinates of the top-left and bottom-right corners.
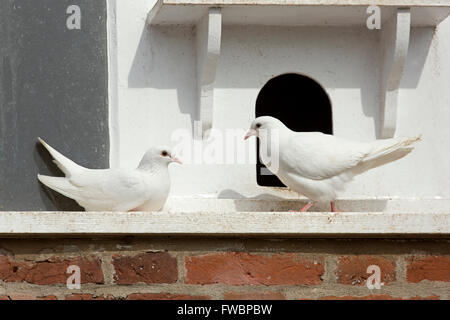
[256, 73, 333, 187]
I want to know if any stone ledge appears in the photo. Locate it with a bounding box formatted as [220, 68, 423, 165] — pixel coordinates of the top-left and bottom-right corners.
[148, 0, 450, 27]
[153, 0, 450, 7]
[0, 211, 448, 237]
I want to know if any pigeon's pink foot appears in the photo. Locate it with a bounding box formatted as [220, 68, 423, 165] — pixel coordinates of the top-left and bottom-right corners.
[300, 201, 314, 212]
[288, 201, 314, 212]
[330, 201, 341, 212]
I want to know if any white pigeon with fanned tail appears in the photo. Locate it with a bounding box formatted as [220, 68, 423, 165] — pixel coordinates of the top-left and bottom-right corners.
[245, 116, 421, 212]
[37, 138, 180, 212]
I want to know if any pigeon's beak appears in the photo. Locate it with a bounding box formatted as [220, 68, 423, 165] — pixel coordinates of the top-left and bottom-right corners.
[244, 129, 257, 140]
[171, 156, 182, 164]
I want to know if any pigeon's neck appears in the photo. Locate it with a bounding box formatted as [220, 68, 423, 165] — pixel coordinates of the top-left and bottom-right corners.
[258, 126, 290, 157]
[260, 126, 290, 141]
[137, 161, 167, 173]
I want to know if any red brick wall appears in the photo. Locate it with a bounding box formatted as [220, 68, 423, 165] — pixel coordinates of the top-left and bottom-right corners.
[0, 238, 448, 300]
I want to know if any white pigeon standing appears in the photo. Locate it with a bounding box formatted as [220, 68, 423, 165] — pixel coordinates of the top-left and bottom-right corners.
[37, 138, 181, 211]
[244, 116, 421, 212]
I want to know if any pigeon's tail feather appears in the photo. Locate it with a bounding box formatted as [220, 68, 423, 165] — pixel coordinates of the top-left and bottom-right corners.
[37, 175, 80, 200]
[38, 138, 85, 177]
[353, 135, 421, 175]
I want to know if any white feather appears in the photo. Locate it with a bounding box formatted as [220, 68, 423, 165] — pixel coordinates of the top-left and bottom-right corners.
[37, 139, 175, 211]
[252, 116, 421, 203]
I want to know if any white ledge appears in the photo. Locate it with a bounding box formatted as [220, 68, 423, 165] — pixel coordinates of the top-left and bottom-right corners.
[157, 1, 449, 5]
[0, 211, 448, 237]
[148, 0, 450, 26]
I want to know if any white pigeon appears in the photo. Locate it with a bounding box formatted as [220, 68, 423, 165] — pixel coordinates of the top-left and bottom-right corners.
[244, 116, 421, 212]
[37, 138, 181, 211]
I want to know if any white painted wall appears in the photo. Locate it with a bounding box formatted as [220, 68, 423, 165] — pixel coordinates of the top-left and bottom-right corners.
[108, 0, 450, 201]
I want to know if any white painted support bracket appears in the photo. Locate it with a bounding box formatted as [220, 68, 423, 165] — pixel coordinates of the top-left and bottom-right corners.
[380, 8, 411, 138]
[196, 7, 222, 138]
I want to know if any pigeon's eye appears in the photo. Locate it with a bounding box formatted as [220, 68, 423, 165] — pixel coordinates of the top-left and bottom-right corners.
[256, 123, 261, 129]
[161, 151, 168, 157]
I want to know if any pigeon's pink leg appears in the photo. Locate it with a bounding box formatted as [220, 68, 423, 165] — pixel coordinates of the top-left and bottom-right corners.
[330, 201, 339, 212]
[300, 201, 314, 212]
[288, 201, 315, 212]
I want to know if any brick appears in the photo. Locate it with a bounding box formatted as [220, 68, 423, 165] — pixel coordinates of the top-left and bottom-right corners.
[36, 295, 58, 300]
[408, 296, 440, 300]
[0, 255, 103, 285]
[185, 252, 324, 285]
[406, 256, 450, 283]
[112, 252, 177, 284]
[224, 292, 285, 300]
[336, 255, 396, 286]
[126, 293, 210, 300]
[65, 294, 115, 300]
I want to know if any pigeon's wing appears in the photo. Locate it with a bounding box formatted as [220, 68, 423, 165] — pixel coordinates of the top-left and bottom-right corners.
[67, 169, 151, 211]
[281, 132, 371, 180]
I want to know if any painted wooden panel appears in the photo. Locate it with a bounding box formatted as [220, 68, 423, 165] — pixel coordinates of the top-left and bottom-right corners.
[0, 0, 109, 210]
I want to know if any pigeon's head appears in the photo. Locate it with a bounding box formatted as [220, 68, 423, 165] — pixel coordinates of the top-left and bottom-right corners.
[139, 147, 182, 169]
[244, 116, 286, 140]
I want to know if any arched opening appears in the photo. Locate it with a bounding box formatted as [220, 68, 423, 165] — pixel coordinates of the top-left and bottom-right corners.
[256, 73, 333, 187]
